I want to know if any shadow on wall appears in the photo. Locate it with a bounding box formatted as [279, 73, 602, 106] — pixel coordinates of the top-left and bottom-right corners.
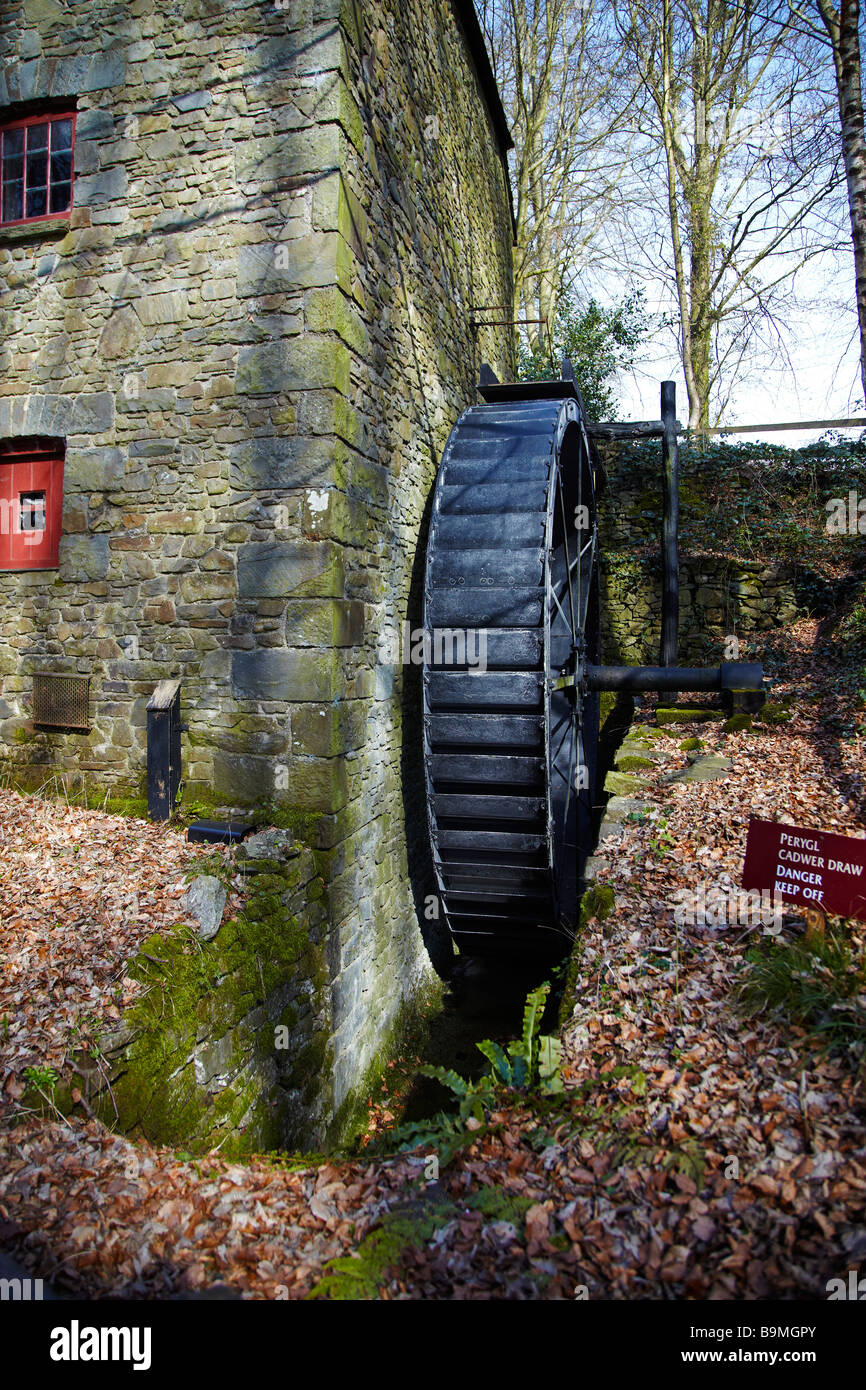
[598, 554, 661, 666]
[400, 474, 455, 980]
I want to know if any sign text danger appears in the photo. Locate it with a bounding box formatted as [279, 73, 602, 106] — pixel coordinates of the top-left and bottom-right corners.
[742, 818, 866, 922]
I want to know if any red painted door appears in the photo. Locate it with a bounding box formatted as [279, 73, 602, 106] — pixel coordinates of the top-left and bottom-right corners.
[0, 439, 64, 570]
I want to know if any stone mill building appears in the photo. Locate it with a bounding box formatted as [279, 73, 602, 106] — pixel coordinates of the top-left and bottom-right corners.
[0, 0, 515, 1145]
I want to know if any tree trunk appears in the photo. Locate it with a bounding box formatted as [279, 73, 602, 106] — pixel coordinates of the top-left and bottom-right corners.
[821, 0, 866, 403]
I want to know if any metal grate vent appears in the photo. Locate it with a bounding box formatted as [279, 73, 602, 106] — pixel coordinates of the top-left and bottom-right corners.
[32, 672, 90, 731]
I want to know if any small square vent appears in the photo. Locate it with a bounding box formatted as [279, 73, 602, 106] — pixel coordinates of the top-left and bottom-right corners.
[32, 672, 90, 731]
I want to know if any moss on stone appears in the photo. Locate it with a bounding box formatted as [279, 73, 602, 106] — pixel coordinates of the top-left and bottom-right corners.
[90, 845, 332, 1157]
[604, 770, 644, 795]
[580, 884, 616, 926]
[616, 755, 654, 771]
[656, 708, 718, 726]
[557, 884, 616, 1021]
[759, 701, 793, 725]
[326, 972, 445, 1152]
[679, 737, 704, 751]
[723, 713, 753, 733]
[253, 801, 323, 843]
[599, 691, 618, 730]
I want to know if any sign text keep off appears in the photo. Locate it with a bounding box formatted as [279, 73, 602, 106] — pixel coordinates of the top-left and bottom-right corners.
[742, 818, 866, 921]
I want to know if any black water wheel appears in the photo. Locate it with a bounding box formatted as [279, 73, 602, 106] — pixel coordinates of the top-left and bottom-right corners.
[422, 390, 600, 959]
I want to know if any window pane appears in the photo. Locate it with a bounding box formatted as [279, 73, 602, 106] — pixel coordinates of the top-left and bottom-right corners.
[3, 128, 24, 160]
[26, 183, 47, 218]
[27, 122, 48, 151]
[2, 177, 23, 222]
[20, 492, 46, 532]
[50, 148, 71, 184]
[49, 179, 71, 214]
[1, 117, 75, 223]
[26, 145, 48, 191]
[51, 118, 73, 151]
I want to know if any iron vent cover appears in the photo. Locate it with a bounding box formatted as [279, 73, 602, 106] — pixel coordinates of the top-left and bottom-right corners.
[32, 673, 90, 731]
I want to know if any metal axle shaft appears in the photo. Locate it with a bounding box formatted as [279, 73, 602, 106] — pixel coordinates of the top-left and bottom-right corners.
[585, 662, 763, 693]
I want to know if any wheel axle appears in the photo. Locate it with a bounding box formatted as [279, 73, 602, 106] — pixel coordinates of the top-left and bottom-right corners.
[583, 661, 764, 693]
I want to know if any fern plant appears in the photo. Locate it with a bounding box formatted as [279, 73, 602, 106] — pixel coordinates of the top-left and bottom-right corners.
[473, 981, 563, 1094]
[383, 982, 564, 1165]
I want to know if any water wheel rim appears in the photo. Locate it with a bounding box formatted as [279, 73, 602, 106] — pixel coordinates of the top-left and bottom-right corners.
[422, 392, 600, 956]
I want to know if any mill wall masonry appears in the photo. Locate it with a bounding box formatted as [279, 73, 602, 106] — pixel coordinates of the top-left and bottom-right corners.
[0, 0, 514, 1142]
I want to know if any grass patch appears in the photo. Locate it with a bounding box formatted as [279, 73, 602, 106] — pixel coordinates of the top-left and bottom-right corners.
[738, 928, 866, 1056]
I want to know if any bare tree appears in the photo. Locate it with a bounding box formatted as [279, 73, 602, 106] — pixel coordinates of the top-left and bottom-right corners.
[782, 2, 866, 402]
[612, 0, 842, 428]
[478, 0, 633, 355]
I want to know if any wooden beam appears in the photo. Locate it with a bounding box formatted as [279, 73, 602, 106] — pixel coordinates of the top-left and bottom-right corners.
[690, 417, 866, 436]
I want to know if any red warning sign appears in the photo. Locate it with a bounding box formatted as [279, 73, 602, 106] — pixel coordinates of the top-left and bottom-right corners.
[742, 818, 866, 922]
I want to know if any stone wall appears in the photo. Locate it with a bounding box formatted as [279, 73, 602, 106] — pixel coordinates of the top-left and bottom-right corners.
[67, 832, 336, 1155]
[0, 0, 513, 1138]
[597, 443, 801, 665]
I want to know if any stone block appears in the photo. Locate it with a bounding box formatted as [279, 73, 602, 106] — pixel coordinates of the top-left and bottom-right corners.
[304, 286, 368, 356]
[180, 572, 235, 603]
[58, 534, 110, 582]
[134, 291, 188, 326]
[292, 705, 342, 757]
[64, 447, 124, 492]
[80, 51, 127, 92]
[232, 648, 338, 702]
[147, 510, 203, 534]
[237, 541, 344, 598]
[238, 828, 301, 862]
[98, 307, 143, 360]
[234, 125, 340, 186]
[183, 875, 227, 942]
[72, 167, 128, 205]
[229, 436, 335, 491]
[172, 90, 212, 112]
[23, 0, 65, 27]
[238, 233, 337, 296]
[212, 751, 275, 804]
[308, 599, 366, 648]
[75, 108, 115, 140]
[235, 337, 349, 397]
[288, 755, 349, 811]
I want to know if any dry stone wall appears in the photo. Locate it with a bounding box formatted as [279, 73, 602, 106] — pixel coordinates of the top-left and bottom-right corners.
[598, 443, 801, 665]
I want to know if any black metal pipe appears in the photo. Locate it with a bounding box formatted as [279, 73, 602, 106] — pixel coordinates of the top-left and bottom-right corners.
[660, 380, 679, 669]
[586, 662, 763, 693]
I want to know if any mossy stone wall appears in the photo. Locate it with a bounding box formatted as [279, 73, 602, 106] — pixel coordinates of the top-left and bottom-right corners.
[0, 0, 512, 1145]
[598, 442, 803, 664]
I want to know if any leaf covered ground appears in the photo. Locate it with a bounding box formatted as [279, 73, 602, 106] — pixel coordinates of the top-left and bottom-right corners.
[0, 790, 236, 1097]
[0, 623, 864, 1299]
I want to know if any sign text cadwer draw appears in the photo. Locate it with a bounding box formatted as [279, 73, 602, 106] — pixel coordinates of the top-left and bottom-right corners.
[742, 818, 866, 923]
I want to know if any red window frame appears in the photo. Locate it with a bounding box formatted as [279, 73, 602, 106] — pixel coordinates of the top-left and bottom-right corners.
[0, 438, 65, 571]
[0, 109, 76, 228]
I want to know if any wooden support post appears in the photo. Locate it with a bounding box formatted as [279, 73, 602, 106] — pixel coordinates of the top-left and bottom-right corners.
[147, 679, 183, 820]
[660, 381, 680, 700]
